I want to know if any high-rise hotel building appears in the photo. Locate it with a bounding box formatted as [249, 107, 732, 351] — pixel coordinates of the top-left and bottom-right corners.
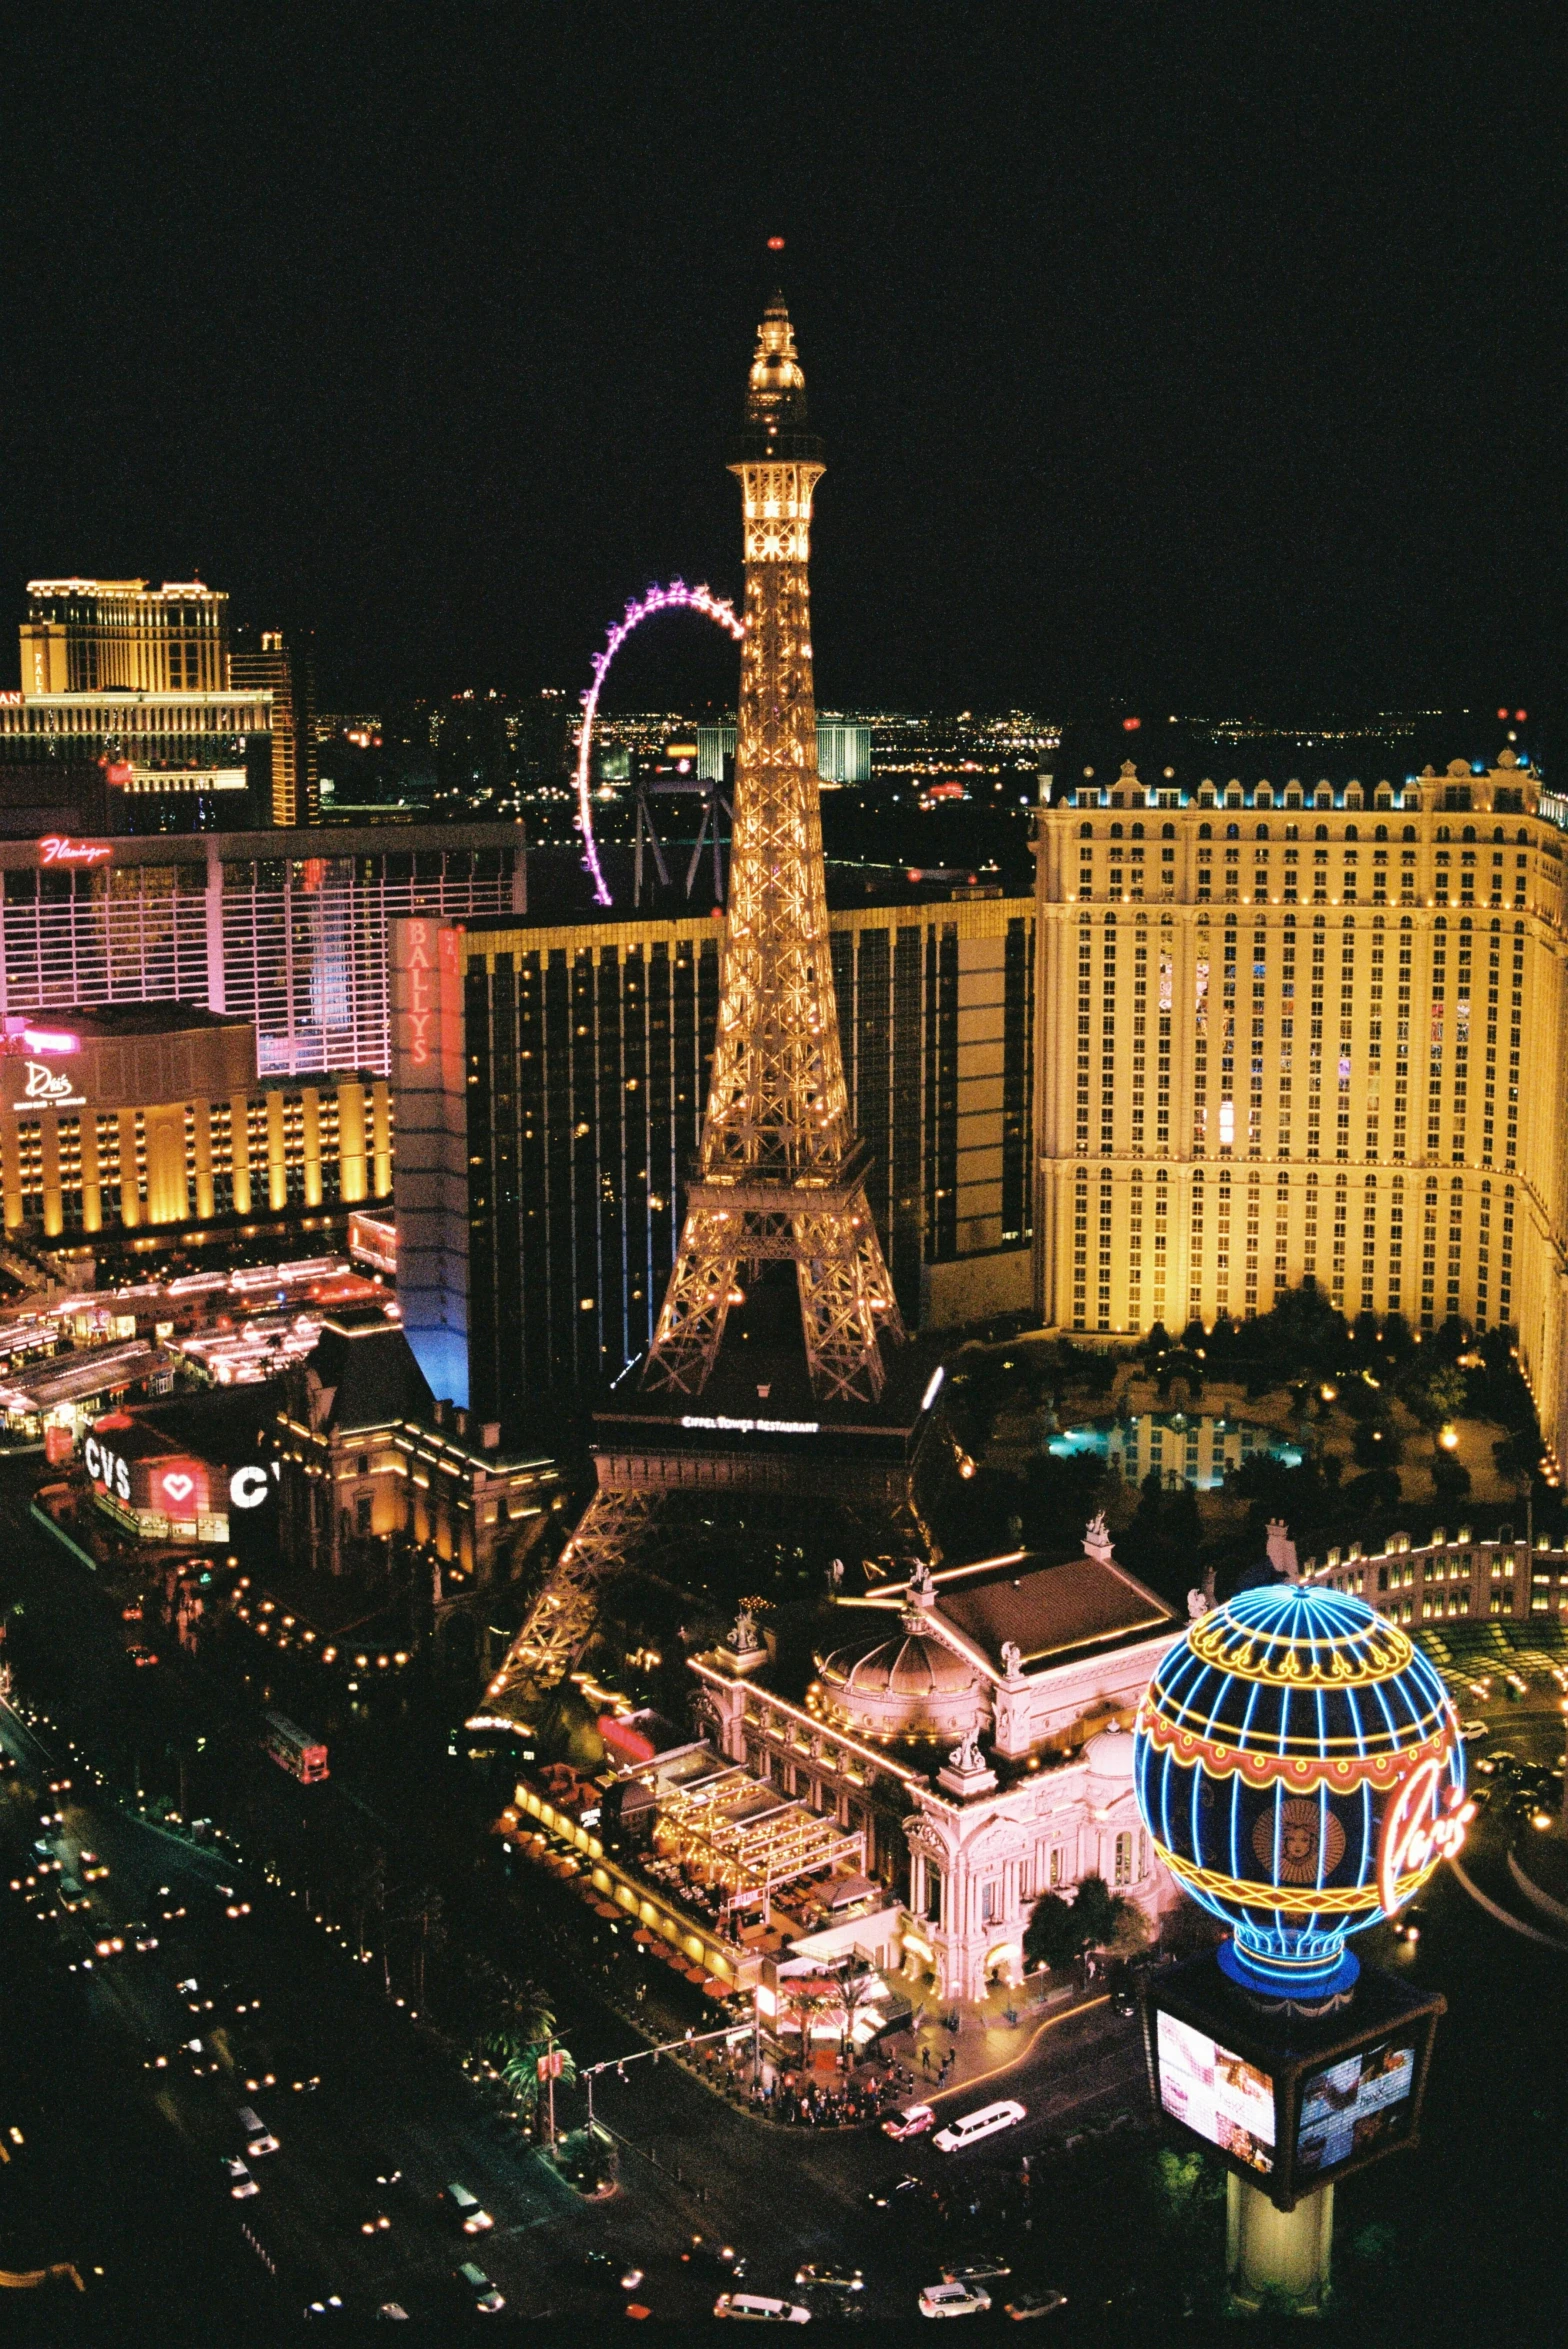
[1032, 749, 1568, 1461]
[391, 892, 1035, 1416]
[3, 579, 312, 834]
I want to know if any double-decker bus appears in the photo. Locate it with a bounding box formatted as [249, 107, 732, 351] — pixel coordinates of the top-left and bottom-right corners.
[261, 1711, 329, 1784]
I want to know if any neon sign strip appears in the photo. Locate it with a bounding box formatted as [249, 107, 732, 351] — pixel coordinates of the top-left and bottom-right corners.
[575, 581, 745, 906]
[39, 836, 111, 866]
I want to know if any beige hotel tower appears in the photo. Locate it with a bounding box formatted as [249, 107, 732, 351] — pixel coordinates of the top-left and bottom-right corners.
[1032, 749, 1568, 1466]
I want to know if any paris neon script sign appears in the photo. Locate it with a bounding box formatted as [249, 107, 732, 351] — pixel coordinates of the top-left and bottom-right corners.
[1376, 1755, 1475, 1916]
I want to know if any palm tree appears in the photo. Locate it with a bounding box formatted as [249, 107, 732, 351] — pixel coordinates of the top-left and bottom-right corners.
[499, 2040, 577, 2124]
[483, 1977, 558, 2067]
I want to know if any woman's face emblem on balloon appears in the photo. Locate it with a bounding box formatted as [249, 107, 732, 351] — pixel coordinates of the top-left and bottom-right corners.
[1255, 1800, 1347, 1885]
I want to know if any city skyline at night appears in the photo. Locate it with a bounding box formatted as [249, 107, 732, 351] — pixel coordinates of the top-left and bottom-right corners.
[0, 10, 1560, 2330]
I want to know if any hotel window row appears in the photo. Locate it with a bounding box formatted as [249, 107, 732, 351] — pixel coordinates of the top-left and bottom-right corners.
[1035, 752, 1568, 1471]
[0, 1081, 391, 1237]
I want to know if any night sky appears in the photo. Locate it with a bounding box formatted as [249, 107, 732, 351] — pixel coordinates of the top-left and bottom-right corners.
[2, 8, 1557, 717]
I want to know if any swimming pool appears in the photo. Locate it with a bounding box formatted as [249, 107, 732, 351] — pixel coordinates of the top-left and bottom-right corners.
[1048, 1412, 1303, 1492]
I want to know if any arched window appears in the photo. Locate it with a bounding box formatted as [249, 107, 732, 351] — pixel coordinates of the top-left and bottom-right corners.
[1198, 823, 1212, 840]
[1402, 825, 1416, 841]
[1110, 823, 1124, 839]
[1314, 825, 1328, 841]
[1225, 823, 1239, 840]
[1462, 825, 1477, 842]
[1345, 825, 1359, 841]
[1161, 822, 1175, 839]
[1078, 821, 1093, 837]
[1516, 829, 1529, 844]
[1131, 822, 1144, 839]
[1374, 824, 1388, 841]
[1255, 823, 1270, 840]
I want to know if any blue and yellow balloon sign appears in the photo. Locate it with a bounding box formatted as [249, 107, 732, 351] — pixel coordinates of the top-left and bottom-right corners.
[1134, 1584, 1473, 1999]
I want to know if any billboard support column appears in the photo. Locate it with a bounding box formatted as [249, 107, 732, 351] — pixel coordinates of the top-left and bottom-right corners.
[1226, 2175, 1333, 2316]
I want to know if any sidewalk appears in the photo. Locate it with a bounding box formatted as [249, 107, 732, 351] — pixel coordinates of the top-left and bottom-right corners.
[890, 1973, 1095, 2101]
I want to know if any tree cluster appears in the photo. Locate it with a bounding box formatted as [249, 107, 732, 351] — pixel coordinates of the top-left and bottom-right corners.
[1023, 1870, 1149, 1972]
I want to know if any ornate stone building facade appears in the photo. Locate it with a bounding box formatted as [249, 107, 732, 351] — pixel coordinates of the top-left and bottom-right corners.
[693, 1519, 1181, 2000]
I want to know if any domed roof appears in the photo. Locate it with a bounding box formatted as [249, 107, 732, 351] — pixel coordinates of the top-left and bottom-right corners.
[1082, 1722, 1136, 1780]
[824, 1628, 977, 1700]
[815, 1616, 984, 1743]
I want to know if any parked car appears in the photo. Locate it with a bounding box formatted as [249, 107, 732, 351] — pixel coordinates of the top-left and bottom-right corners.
[919, 2281, 992, 2319]
[224, 2157, 259, 2201]
[942, 2258, 1011, 2284]
[714, 2293, 811, 2322]
[881, 2103, 936, 2141]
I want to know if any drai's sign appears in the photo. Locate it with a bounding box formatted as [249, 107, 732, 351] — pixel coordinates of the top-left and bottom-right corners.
[21, 1060, 85, 1106]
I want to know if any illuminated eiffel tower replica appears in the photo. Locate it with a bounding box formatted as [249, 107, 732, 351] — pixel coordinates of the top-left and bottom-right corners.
[473, 294, 940, 1744]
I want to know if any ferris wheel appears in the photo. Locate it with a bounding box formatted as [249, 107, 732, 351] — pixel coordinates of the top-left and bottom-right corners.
[574, 579, 745, 907]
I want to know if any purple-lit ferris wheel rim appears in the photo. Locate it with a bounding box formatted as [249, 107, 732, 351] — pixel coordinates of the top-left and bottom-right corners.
[574, 579, 746, 906]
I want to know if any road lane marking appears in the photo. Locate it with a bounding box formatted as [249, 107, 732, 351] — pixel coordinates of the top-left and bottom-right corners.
[1449, 1857, 1568, 1949]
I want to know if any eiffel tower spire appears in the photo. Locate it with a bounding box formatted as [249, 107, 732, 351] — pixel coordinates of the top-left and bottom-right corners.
[641, 295, 904, 1404]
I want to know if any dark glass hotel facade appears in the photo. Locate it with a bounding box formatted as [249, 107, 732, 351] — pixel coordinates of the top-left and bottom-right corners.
[392, 898, 1035, 1422]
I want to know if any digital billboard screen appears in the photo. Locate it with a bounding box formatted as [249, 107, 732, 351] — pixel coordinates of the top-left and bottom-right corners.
[1295, 2037, 1416, 2180]
[1156, 2010, 1275, 2175]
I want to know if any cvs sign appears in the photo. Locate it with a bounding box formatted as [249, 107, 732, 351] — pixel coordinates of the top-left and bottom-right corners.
[83, 1432, 131, 1502]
